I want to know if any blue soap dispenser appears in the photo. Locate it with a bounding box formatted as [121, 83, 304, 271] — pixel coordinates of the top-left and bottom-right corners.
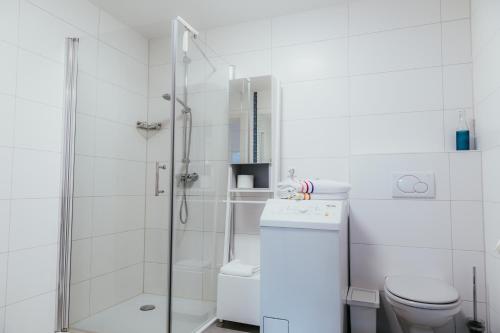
[456, 109, 470, 150]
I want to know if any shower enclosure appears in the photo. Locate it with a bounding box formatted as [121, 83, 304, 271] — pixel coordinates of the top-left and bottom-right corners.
[56, 17, 230, 333]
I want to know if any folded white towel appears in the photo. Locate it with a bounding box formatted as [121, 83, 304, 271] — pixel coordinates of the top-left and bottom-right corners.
[281, 192, 349, 200]
[220, 260, 260, 277]
[277, 179, 351, 196]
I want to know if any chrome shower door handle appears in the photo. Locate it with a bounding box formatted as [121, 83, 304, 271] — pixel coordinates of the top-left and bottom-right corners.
[155, 161, 167, 196]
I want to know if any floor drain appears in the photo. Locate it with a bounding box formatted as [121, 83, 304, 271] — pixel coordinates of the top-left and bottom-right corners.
[140, 304, 156, 311]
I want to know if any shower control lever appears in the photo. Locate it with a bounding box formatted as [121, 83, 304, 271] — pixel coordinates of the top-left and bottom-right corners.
[155, 162, 167, 196]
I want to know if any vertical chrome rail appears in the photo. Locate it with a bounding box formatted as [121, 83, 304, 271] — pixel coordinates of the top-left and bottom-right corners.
[167, 19, 179, 333]
[55, 37, 79, 333]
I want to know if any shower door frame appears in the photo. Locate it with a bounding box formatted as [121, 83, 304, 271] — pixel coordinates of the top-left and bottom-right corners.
[55, 37, 79, 333]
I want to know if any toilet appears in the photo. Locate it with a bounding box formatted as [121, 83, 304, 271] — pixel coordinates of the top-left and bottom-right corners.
[384, 276, 462, 333]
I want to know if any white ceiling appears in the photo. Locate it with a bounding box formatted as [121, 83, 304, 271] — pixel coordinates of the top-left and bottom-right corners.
[88, 0, 338, 38]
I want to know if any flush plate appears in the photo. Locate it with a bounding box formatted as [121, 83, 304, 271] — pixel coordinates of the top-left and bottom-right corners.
[392, 172, 435, 198]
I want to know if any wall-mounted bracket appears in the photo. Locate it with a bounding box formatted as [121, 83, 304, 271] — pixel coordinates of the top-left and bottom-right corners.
[136, 121, 162, 130]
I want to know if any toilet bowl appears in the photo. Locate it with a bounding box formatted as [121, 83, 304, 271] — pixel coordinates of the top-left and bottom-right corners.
[384, 276, 462, 333]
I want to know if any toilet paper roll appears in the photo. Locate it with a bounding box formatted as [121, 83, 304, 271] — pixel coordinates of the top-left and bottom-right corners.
[237, 175, 254, 189]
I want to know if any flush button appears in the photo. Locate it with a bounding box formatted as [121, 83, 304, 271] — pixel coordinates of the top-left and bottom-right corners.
[414, 182, 429, 193]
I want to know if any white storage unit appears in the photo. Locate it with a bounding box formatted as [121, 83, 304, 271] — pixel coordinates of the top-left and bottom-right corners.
[260, 199, 349, 333]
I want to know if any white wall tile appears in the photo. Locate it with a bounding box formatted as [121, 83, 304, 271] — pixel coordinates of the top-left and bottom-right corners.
[90, 264, 143, 314]
[171, 267, 203, 299]
[450, 152, 483, 201]
[149, 36, 170, 66]
[0, 0, 19, 45]
[27, 0, 99, 36]
[14, 99, 62, 152]
[473, 33, 500, 102]
[350, 153, 451, 200]
[483, 148, 500, 202]
[92, 196, 145, 236]
[97, 81, 147, 125]
[350, 244, 453, 290]
[69, 281, 90, 324]
[486, 254, 500, 314]
[0, 41, 18, 96]
[273, 38, 347, 82]
[99, 10, 148, 64]
[484, 202, 500, 259]
[349, 0, 440, 35]
[91, 230, 144, 276]
[282, 78, 349, 120]
[144, 262, 167, 296]
[93, 158, 145, 196]
[351, 111, 444, 155]
[71, 238, 91, 283]
[442, 0, 470, 21]
[471, 0, 500, 56]
[453, 250, 486, 302]
[350, 68, 443, 115]
[225, 49, 272, 80]
[207, 20, 271, 55]
[476, 89, 500, 150]
[75, 113, 95, 156]
[19, 2, 81, 64]
[281, 157, 349, 182]
[443, 64, 474, 110]
[11, 149, 61, 199]
[451, 201, 484, 251]
[271, 5, 348, 47]
[351, 200, 452, 248]
[145, 229, 169, 263]
[0, 202, 9, 254]
[94, 118, 146, 161]
[73, 155, 94, 197]
[16, 50, 64, 107]
[0, 95, 15, 147]
[6, 245, 57, 304]
[9, 198, 59, 251]
[282, 117, 349, 158]
[442, 20, 472, 65]
[72, 197, 92, 240]
[4, 292, 55, 333]
[0, 148, 13, 200]
[0, 253, 7, 306]
[350, 24, 442, 75]
[174, 230, 203, 265]
[76, 72, 98, 116]
[98, 43, 148, 96]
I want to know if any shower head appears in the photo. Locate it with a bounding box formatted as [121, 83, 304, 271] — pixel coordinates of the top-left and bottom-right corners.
[162, 93, 171, 101]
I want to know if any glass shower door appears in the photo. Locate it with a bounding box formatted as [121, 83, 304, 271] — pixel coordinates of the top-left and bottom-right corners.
[168, 19, 229, 332]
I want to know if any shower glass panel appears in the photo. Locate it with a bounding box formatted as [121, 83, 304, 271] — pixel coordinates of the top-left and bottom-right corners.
[65, 32, 158, 333]
[168, 19, 229, 332]
[59, 17, 228, 333]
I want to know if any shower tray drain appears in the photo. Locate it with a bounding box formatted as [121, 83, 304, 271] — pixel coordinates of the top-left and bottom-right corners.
[140, 304, 156, 311]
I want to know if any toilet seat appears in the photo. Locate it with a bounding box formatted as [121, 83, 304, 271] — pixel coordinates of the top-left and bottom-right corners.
[385, 276, 461, 310]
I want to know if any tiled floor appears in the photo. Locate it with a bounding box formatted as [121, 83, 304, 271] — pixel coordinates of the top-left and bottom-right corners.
[203, 321, 259, 333]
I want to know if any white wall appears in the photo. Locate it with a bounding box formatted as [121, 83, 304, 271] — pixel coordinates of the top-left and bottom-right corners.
[0, 0, 148, 331]
[472, 0, 500, 331]
[70, 9, 149, 324]
[200, 0, 484, 331]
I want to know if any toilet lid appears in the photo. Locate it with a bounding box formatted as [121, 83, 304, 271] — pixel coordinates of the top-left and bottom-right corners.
[385, 276, 459, 304]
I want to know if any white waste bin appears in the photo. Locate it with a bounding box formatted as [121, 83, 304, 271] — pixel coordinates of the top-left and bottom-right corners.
[347, 287, 380, 333]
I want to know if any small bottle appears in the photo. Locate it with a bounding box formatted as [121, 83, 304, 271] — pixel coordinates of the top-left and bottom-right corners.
[456, 109, 470, 151]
